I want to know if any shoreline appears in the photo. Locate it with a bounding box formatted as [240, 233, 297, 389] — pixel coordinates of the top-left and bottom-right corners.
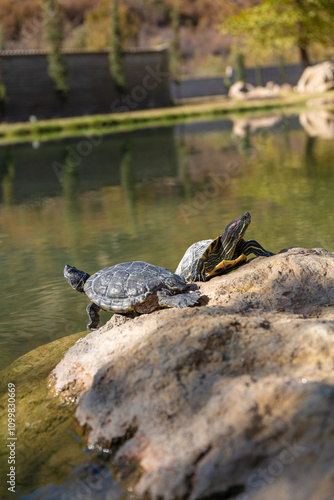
[0, 90, 333, 146]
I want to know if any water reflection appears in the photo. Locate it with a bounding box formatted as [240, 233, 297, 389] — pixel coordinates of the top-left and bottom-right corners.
[22, 462, 125, 500]
[1, 112, 334, 369]
[232, 115, 284, 137]
[299, 110, 334, 139]
[0, 148, 15, 205]
[120, 140, 137, 227]
[61, 155, 80, 207]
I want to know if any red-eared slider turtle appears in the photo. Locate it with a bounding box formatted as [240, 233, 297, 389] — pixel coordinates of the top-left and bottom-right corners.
[176, 211, 274, 282]
[64, 261, 201, 330]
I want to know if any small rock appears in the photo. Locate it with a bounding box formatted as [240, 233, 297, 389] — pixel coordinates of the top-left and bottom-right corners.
[228, 80, 282, 100]
[228, 81, 255, 99]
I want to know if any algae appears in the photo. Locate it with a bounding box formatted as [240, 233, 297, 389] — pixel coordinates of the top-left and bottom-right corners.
[0, 331, 92, 498]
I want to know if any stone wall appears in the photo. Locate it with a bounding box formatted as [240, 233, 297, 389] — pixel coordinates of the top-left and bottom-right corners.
[0, 49, 171, 122]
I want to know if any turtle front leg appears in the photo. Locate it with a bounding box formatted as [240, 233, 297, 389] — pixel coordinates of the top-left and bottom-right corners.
[86, 302, 101, 330]
[236, 238, 275, 257]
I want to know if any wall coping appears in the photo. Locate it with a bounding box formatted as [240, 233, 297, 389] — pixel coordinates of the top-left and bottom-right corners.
[0, 45, 169, 57]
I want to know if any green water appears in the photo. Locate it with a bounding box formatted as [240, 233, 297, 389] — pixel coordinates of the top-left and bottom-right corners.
[1, 111, 334, 371]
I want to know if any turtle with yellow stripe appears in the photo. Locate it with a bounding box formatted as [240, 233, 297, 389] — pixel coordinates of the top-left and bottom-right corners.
[175, 212, 274, 282]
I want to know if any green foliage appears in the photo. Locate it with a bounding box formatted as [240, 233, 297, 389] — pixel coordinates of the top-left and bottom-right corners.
[71, 25, 87, 49]
[234, 52, 245, 82]
[221, 0, 334, 67]
[170, 0, 181, 82]
[0, 81, 6, 114]
[42, 0, 69, 99]
[0, 31, 7, 117]
[0, 27, 4, 50]
[109, 0, 126, 93]
[0, 149, 14, 204]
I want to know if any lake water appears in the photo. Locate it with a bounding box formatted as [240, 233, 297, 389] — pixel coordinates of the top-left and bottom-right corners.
[1, 110, 334, 371]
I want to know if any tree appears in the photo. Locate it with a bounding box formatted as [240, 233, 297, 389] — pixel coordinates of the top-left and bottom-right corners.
[0, 26, 7, 117]
[170, 0, 181, 82]
[42, 0, 69, 99]
[0, 60, 6, 117]
[109, 0, 126, 92]
[0, 0, 41, 43]
[220, 0, 334, 67]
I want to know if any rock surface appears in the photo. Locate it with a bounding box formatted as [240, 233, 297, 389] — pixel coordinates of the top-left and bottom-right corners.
[51, 248, 334, 500]
[228, 80, 283, 100]
[296, 60, 334, 93]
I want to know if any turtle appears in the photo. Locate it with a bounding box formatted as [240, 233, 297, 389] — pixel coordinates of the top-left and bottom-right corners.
[175, 211, 274, 282]
[64, 261, 201, 330]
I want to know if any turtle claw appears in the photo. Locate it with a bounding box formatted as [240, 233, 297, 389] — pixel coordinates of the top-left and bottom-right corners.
[87, 324, 99, 331]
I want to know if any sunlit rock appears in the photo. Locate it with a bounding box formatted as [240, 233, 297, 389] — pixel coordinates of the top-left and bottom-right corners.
[228, 81, 255, 100]
[296, 61, 334, 93]
[51, 248, 334, 500]
[228, 80, 282, 100]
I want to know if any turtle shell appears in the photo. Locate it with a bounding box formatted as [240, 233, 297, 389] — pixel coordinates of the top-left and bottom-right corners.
[175, 239, 213, 280]
[84, 261, 187, 313]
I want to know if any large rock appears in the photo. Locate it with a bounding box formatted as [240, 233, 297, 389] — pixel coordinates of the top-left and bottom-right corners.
[50, 248, 334, 499]
[296, 60, 334, 93]
[228, 80, 282, 100]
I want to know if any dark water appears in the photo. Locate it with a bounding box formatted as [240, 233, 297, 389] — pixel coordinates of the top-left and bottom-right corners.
[1, 110, 334, 371]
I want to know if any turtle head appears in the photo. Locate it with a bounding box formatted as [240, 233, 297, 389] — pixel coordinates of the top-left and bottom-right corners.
[64, 265, 90, 294]
[221, 212, 251, 258]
